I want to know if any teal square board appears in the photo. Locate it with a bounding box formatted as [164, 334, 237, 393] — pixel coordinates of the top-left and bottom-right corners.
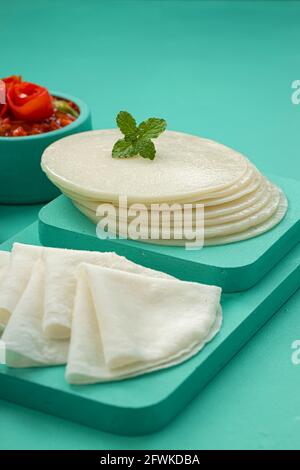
[38, 174, 300, 292]
[0, 222, 299, 435]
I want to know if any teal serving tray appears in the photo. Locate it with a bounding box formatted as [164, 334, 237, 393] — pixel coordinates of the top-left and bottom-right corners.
[0, 222, 299, 435]
[38, 174, 300, 292]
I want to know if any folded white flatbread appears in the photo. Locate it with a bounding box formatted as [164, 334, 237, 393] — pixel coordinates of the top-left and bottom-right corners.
[42, 247, 172, 339]
[0, 243, 222, 381]
[43, 248, 119, 339]
[0, 242, 174, 340]
[0, 243, 42, 328]
[0, 250, 11, 333]
[66, 263, 222, 384]
[0, 251, 10, 284]
[2, 259, 68, 367]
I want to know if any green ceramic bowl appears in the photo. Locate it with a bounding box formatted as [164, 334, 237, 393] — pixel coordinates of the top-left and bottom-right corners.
[0, 91, 92, 204]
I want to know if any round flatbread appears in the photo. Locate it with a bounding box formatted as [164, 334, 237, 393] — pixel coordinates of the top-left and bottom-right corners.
[73, 185, 287, 246]
[42, 129, 249, 203]
[42, 129, 288, 246]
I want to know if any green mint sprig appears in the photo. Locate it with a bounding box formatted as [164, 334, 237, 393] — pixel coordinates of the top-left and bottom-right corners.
[112, 111, 167, 160]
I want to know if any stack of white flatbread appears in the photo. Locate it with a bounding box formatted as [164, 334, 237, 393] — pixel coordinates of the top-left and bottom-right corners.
[41, 129, 288, 246]
[0, 243, 222, 384]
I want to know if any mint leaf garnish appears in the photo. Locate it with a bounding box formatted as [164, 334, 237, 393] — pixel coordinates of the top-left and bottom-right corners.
[138, 118, 166, 140]
[135, 139, 156, 160]
[116, 111, 138, 141]
[112, 111, 167, 160]
[112, 139, 135, 158]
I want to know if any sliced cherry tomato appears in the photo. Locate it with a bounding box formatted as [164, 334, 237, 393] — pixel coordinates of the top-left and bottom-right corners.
[2, 75, 22, 89]
[7, 81, 54, 121]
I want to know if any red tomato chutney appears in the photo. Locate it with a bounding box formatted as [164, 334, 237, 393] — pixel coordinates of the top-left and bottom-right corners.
[0, 96, 79, 137]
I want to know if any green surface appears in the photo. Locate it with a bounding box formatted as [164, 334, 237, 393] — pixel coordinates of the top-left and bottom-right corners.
[0, 0, 300, 449]
[1, 223, 298, 435]
[38, 174, 300, 292]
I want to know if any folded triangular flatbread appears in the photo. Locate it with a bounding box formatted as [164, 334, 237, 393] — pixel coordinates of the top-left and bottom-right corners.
[0, 243, 42, 328]
[42, 247, 172, 339]
[0, 250, 11, 334]
[0, 251, 10, 284]
[2, 259, 68, 367]
[0, 243, 222, 382]
[66, 263, 222, 383]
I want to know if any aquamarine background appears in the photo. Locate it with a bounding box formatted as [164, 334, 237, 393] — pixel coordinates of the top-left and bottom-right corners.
[0, 0, 300, 449]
